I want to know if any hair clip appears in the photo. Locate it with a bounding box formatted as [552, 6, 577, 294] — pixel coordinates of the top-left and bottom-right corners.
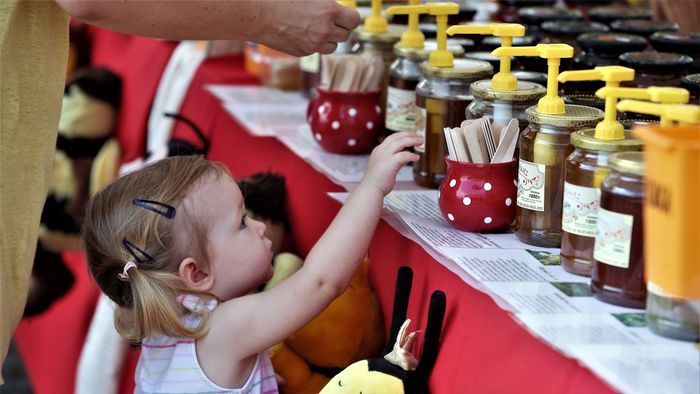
[122, 239, 155, 264]
[132, 199, 176, 219]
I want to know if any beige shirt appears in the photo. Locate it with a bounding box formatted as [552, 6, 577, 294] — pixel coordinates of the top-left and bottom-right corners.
[0, 0, 69, 376]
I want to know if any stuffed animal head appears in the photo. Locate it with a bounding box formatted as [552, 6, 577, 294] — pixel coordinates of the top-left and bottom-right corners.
[320, 266, 447, 394]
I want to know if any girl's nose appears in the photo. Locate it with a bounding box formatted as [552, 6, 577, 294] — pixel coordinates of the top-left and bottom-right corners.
[253, 218, 267, 237]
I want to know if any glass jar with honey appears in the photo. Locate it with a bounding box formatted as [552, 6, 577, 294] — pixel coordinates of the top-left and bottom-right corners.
[561, 129, 642, 276]
[415, 58, 493, 188]
[592, 152, 646, 308]
[387, 39, 465, 134]
[516, 105, 603, 246]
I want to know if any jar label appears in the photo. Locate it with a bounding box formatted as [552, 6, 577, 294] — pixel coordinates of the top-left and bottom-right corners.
[517, 159, 546, 212]
[299, 53, 320, 73]
[415, 107, 427, 153]
[386, 86, 417, 133]
[594, 207, 634, 269]
[562, 182, 600, 238]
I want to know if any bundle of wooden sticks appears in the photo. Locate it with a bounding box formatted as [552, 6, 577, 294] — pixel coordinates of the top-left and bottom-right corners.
[444, 117, 519, 164]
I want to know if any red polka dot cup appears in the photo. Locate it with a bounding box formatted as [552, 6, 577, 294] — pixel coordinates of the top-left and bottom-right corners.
[438, 158, 518, 233]
[306, 87, 383, 154]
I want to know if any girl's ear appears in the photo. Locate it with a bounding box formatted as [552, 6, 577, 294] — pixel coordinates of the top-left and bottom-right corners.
[178, 257, 214, 292]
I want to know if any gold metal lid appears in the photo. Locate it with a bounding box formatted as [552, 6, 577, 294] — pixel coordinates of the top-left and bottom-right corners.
[609, 151, 645, 176]
[571, 129, 643, 152]
[420, 58, 493, 79]
[470, 80, 546, 102]
[355, 24, 404, 43]
[526, 104, 603, 128]
[394, 39, 465, 60]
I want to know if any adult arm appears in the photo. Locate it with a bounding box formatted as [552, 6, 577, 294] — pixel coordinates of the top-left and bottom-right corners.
[55, 0, 361, 55]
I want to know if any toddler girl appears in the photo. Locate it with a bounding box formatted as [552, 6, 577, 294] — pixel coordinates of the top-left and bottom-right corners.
[82, 131, 422, 393]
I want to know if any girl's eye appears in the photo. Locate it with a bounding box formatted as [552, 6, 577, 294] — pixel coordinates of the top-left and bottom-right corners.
[240, 214, 247, 230]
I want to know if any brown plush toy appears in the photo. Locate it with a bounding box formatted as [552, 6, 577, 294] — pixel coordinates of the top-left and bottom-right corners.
[268, 258, 385, 394]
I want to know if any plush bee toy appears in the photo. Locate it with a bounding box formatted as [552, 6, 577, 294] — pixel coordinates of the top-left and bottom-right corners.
[320, 266, 446, 394]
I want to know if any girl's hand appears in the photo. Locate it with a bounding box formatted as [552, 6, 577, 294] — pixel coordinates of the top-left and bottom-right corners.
[362, 132, 422, 196]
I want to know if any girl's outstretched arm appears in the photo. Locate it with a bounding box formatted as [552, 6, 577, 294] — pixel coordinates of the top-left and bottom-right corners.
[206, 132, 421, 362]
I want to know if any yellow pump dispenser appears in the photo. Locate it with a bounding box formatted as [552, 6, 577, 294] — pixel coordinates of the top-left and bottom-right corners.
[558, 66, 635, 140]
[617, 100, 700, 126]
[386, 1, 426, 49]
[337, 0, 357, 8]
[425, 2, 460, 68]
[492, 44, 574, 115]
[445, 23, 525, 91]
[364, 0, 388, 33]
[598, 86, 690, 128]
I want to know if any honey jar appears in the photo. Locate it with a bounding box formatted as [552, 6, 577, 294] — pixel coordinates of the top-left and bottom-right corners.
[592, 152, 646, 308]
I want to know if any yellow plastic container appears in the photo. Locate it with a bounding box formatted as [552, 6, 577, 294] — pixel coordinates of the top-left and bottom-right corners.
[634, 123, 700, 342]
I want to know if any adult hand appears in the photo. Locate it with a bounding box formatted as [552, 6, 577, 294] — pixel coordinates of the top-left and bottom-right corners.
[254, 0, 361, 56]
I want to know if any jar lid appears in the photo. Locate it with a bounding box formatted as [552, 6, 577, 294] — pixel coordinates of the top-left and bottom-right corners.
[541, 21, 609, 37]
[464, 51, 502, 70]
[610, 19, 679, 37]
[564, 0, 609, 5]
[589, 6, 653, 24]
[609, 151, 645, 176]
[620, 51, 694, 72]
[620, 118, 659, 129]
[680, 73, 700, 94]
[526, 104, 603, 128]
[449, 38, 477, 52]
[571, 129, 643, 152]
[355, 24, 404, 43]
[420, 58, 493, 79]
[498, 0, 555, 5]
[471, 80, 546, 102]
[512, 70, 548, 86]
[650, 32, 700, 56]
[394, 40, 465, 61]
[518, 6, 584, 26]
[578, 32, 647, 56]
[481, 35, 539, 50]
[563, 94, 605, 110]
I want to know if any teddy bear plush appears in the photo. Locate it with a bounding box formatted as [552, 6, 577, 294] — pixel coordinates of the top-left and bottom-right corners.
[24, 67, 122, 316]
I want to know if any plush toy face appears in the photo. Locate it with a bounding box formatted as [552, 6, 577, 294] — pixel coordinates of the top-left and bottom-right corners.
[320, 360, 404, 394]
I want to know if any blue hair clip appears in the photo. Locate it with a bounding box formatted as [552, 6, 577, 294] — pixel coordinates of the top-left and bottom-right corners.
[122, 239, 155, 264]
[132, 199, 176, 219]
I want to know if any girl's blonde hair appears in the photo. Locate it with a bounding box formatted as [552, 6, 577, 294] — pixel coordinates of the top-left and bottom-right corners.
[83, 155, 224, 344]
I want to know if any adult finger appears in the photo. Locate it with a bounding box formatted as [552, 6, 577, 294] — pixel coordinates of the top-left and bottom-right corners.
[316, 41, 339, 55]
[333, 4, 362, 31]
[328, 24, 352, 43]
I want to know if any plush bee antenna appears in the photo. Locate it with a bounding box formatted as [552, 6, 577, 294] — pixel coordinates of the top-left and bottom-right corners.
[410, 290, 446, 393]
[383, 266, 414, 356]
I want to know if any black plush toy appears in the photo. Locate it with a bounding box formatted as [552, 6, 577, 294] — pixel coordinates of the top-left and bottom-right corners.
[320, 266, 447, 394]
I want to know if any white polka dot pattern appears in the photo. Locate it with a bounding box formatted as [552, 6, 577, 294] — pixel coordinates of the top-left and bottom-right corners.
[463, 197, 471, 206]
[484, 183, 492, 191]
[505, 198, 512, 206]
[448, 213, 454, 221]
[449, 179, 456, 187]
[332, 121, 340, 130]
[484, 217, 492, 224]
[349, 108, 357, 117]
[348, 139, 357, 146]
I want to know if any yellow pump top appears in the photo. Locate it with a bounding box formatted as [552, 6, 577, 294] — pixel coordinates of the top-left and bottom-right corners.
[445, 23, 525, 91]
[386, 1, 427, 49]
[558, 66, 634, 140]
[424, 3, 460, 68]
[337, 0, 357, 8]
[492, 44, 574, 115]
[598, 86, 690, 128]
[617, 100, 700, 126]
[364, 0, 388, 33]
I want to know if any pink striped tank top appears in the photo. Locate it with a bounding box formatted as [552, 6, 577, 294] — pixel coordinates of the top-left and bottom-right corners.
[135, 296, 278, 394]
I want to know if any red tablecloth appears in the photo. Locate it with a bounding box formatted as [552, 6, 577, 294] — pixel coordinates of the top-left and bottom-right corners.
[14, 29, 617, 394]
